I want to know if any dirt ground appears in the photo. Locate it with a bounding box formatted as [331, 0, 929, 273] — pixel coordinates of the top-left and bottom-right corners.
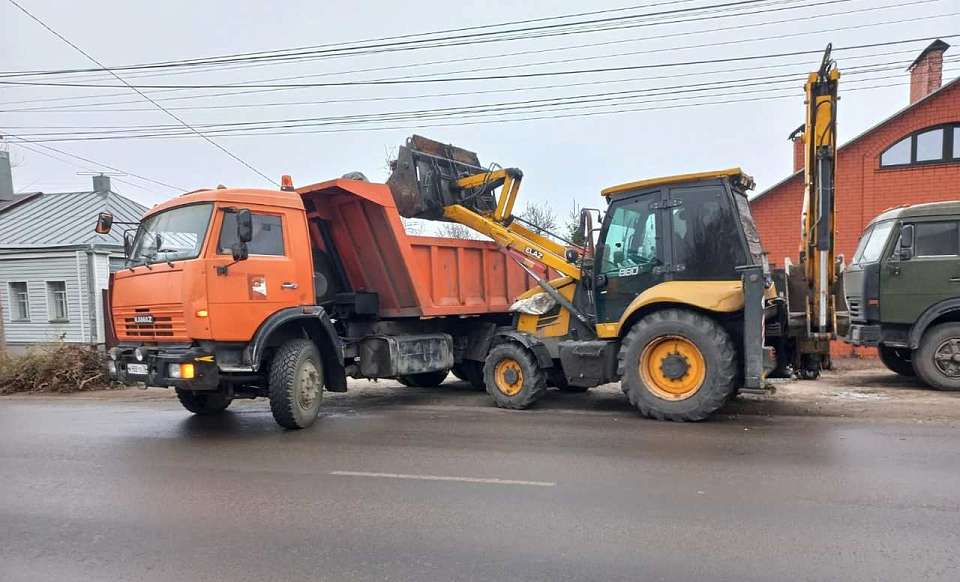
[4, 358, 958, 424]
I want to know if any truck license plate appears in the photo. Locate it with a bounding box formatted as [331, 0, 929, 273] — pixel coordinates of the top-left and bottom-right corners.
[127, 363, 148, 376]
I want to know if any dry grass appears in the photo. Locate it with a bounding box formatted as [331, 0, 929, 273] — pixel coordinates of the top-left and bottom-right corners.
[0, 344, 114, 394]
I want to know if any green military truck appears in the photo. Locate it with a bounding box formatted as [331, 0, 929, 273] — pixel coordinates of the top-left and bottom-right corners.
[844, 201, 960, 390]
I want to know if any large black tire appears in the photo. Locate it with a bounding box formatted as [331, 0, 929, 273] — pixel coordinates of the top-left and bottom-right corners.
[548, 368, 589, 393]
[483, 343, 547, 409]
[913, 323, 960, 391]
[397, 370, 450, 387]
[878, 344, 916, 377]
[619, 309, 737, 422]
[452, 361, 485, 390]
[268, 339, 325, 429]
[175, 389, 231, 415]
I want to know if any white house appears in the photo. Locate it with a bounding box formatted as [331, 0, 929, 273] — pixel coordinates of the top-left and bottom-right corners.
[0, 156, 147, 352]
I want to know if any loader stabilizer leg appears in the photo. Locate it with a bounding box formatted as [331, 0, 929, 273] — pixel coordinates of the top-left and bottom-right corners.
[738, 264, 769, 392]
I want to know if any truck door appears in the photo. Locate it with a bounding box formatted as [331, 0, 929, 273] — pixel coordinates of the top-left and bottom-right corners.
[881, 220, 960, 325]
[206, 207, 311, 341]
[595, 189, 665, 323]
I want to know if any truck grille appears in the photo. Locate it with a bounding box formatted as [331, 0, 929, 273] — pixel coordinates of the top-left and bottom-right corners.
[847, 297, 862, 319]
[114, 305, 187, 340]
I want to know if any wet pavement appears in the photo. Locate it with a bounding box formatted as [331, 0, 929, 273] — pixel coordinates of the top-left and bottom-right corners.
[2, 368, 959, 581]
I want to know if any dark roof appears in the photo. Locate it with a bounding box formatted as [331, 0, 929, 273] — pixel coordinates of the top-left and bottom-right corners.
[0, 192, 41, 213]
[0, 189, 147, 249]
[752, 75, 960, 202]
[909, 39, 950, 71]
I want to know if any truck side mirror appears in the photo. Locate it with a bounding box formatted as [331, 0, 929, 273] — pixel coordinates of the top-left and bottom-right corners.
[899, 224, 914, 260]
[95, 212, 114, 235]
[123, 231, 133, 258]
[231, 242, 249, 262]
[236, 209, 253, 243]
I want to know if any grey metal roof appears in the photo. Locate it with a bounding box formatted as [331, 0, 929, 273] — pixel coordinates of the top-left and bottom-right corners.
[0, 189, 147, 249]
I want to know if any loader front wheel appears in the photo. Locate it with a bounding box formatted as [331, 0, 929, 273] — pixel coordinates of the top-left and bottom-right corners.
[619, 309, 737, 421]
[483, 343, 547, 409]
[269, 339, 324, 429]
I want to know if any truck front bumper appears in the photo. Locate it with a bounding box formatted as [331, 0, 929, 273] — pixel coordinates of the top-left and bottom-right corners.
[845, 324, 882, 347]
[110, 344, 220, 390]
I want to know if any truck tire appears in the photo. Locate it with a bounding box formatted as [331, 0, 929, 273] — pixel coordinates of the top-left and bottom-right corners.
[549, 368, 589, 393]
[175, 389, 231, 415]
[483, 343, 547, 409]
[268, 339, 324, 429]
[913, 323, 960, 391]
[618, 309, 737, 421]
[878, 344, 915, 377]
[397, 370, 449, 387]
[452, 361, 485, 390]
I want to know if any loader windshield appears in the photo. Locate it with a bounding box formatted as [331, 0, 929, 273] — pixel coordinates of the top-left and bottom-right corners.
[129, 203, 213, 265]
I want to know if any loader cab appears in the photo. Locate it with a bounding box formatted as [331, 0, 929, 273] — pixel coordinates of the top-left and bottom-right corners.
[594, 171, 758, 323]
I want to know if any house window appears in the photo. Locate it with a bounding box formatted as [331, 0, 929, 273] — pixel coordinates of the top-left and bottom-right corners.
[880, 124, 959, 167]
[46, 281, 69, 321]
[9, 282, 29, 321]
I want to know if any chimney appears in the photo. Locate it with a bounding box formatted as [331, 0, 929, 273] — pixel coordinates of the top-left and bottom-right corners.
[92, 173, 111, 193]
[792, 135, 804, 173]
[908, 39, 949, 104]
[0, 150, 13, 201]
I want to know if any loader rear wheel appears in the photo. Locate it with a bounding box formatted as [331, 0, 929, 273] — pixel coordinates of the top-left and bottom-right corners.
[452, 361, 485, 390]
[619, 309, 737, 421]
[269, 339, 324, 429]
[175, 389, 231, 415]
[878, 344, 915, 377]
[483, 343, 547, 409]
[397, 370, 449, 387]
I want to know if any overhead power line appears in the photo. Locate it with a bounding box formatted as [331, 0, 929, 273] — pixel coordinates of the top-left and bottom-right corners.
[5, 0, 277, 187]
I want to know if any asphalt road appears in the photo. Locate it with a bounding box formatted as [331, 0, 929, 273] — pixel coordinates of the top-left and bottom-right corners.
[2, 374, 959, 582]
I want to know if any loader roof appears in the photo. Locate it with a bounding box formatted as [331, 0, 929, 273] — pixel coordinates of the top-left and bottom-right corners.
[601, 168, 748, 198]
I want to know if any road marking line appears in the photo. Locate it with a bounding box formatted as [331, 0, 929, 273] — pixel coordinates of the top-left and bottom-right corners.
[329, 470, 555, 487]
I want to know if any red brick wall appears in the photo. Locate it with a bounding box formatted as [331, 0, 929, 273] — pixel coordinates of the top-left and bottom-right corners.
[751, 81, 960, 356]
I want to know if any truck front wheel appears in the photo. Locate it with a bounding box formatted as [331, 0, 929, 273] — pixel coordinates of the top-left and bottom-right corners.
[619, 309, 737, 421]
[878, 344, 915, 377]
[268, 339, 325, 429]
[483, 343, 547, 409]
[175, 389, 231, 415]
[913, 323, 960, 391]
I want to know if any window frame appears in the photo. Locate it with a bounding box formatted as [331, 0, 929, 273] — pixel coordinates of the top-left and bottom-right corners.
[879, 123, 959, 169]
[45, 280, 69, 322]
[8, 281, 30, 322]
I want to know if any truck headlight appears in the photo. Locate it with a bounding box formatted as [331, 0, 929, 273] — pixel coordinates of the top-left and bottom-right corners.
[168, 363, 195, 379]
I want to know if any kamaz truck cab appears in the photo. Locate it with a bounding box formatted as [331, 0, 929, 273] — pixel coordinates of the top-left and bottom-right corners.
[845, 201, 960, 390]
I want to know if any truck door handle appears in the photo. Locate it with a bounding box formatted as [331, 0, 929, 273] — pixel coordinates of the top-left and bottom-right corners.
[281, 282, 298, 289]
[950, 277, 960, 283]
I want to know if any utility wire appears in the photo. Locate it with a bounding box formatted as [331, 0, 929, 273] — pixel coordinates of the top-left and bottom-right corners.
[5, 0, 277, 186]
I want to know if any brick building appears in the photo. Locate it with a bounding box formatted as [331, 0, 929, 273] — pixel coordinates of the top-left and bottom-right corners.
[751, 39, 959, 270]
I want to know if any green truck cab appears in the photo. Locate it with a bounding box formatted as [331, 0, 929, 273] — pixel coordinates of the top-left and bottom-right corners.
[844, 201, 960, 390]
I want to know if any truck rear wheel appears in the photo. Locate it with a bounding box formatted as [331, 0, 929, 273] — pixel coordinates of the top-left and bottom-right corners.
[452, 361, 485, 390]
[878, 344, 915, 377]
[483, 343, 547, 409]
[268, 339, 324, 429]
[175, 389, 231, 415]
[913, 323, 960, 391]
[619, 309, 737, 421]
[397, 370, 449, 387]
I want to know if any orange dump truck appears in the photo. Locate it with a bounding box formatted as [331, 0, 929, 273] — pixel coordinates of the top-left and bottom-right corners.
[99, 177, 547, 428]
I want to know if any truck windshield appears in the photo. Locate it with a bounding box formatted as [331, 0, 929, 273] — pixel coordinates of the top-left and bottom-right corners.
[852, 220, 894, 264]
[129, 203, 213, 265]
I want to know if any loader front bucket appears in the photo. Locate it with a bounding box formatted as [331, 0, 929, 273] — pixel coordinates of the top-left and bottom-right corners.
[386, 135, 498, 220]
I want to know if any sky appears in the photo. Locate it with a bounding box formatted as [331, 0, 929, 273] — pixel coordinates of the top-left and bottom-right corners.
[1, 0, 957, 226]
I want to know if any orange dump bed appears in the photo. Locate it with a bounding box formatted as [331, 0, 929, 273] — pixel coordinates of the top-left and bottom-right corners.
[298, 178, 547, 319]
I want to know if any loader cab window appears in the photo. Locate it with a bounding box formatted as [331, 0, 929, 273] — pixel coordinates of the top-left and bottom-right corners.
[218, 212, 285, 256]
[669, 185, 747, 279]
[600, 200, 658, 275]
